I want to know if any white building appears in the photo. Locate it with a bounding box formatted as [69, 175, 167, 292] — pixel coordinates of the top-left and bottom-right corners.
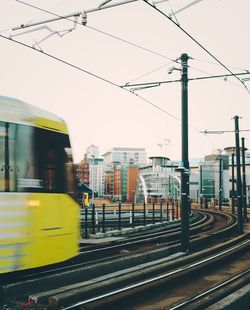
[86, 144, 99, 159]
[102, 147, 147, 166]
[87, 145, 104, 198]
[135, 156, 199, 204]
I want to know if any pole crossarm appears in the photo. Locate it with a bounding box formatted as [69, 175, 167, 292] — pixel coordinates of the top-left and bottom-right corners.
[13, 0, 139, 31]
[201, 129, 250, 135]
[121, 71, 250, 90]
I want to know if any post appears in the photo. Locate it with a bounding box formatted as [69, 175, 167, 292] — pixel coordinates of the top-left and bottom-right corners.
[152, 202, 155, 224]
[84, 206, 88, 239]
[180, 53, 190, 252]
[102, 203, 106, 233]
[160, 201, 163, 222]
[231, 153, 235, 214]
[118, 202, 122, 230]
[219, 157, 222, 211]
[132, 202, 135, 228]
[143, 201, 146, 226]
[234, 116, 243, 234]
[171, 200, 175, 220]
[166, 201, 169, 221]
[200, 165, 203, 209]
[92, 203, 96, 235]
[91, 155, 95, 207]
[241, 137, 248, 221]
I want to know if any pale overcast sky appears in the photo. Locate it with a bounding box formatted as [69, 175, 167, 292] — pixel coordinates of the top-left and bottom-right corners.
[1, 0, 250, 163]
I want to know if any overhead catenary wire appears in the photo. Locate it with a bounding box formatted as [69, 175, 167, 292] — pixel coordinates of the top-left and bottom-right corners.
[0, 33, 182, 123]
[14, 0, 246, 91]
[3, 1, 243, 153]
[125, 60, 175, 85]
[0, 34, 220, 160]
[142, 0, 250, 94]
[192, 57, 249, 73]
[14, 0, 178, 63]
[185, 65, 245, 89]
[0, 3, 214, 135]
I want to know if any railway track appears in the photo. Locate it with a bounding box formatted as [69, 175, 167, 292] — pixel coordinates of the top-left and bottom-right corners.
[0, 211, 204, 283]
[0, 210, 242, 309]
[68, 237, 249, 310]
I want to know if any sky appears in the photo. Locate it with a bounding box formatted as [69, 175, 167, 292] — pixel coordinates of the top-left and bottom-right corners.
[0, 0, 250, 163]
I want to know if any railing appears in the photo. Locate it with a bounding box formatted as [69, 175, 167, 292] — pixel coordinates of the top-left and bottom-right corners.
[80, 201, 180, 239]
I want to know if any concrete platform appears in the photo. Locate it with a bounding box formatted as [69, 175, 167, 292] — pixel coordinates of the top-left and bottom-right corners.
[207, 283, 250, 310]
[80, 237, 126, 244]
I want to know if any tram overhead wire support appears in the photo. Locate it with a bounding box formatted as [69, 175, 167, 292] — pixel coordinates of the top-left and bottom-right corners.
[81, 12, 87, 26]
[241, 137, 248, 222]
[12, 0, 139, 31]
[168, 66, 181, 75]
[234, 116, 243, 234]
[179, 53, 191, 254]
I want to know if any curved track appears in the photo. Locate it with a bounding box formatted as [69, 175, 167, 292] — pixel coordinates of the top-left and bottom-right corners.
[0, 210, 240, 309]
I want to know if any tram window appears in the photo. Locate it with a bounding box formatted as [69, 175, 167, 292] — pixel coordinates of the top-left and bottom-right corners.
[0, 122, 17, 192]
[16, 125, 38, 191]
[35, 129, 76, 194]
[0, 121, 76, 195]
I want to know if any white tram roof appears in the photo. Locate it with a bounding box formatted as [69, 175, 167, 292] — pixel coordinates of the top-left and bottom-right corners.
[0, 95, 67, 133]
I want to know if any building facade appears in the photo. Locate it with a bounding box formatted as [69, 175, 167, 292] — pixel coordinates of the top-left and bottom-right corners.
[135, 157, 179, 203]
[102, 147, 147, 166]
[135, 156, 200, 204]
[199, 154, 230, 203]
[102, 147, 147, 201]
[127, 166, 139, 203]
[78, 145, 104, 198]
[89, 156, 104, 198]
[76, 153, 89, 186]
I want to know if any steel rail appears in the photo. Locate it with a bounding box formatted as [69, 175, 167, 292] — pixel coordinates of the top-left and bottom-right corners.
[2, 210, 232, 285]
[0, 211, 208, 283]
[1, 211, 240, 308]
[79, 212, 211, 255]
[5, 210, 228, 282]
[62, 239, 250, 309]
[169, 268, 250, 309]
[81, 210, 235, 256]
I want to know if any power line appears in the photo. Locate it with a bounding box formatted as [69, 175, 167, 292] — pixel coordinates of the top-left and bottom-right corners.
[4, 2, 245, 143]
[192, 57, 249, 72]
[0, 37, 221, 159]
[86, 25, 176, 62]
[14, 0, 245, 92]
[0, 33, 182, 123]
[14, 0, 177, 62]
[135, 92, 181, 121]
[125, 60, 175, 85]
[0, 33, 119, 88]
[142, 0, 250, 93]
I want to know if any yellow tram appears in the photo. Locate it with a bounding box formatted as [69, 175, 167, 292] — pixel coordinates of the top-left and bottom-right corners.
[0, 95, 80, 274]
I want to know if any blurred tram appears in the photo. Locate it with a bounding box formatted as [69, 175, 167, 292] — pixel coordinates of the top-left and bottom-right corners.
[0, 95, 79, 274]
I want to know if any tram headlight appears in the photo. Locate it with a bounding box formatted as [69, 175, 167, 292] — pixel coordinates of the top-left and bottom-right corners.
[27, 200, 40, 208]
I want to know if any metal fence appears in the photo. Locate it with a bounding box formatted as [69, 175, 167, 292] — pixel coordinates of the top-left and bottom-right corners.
[80, 201, 179, 239]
